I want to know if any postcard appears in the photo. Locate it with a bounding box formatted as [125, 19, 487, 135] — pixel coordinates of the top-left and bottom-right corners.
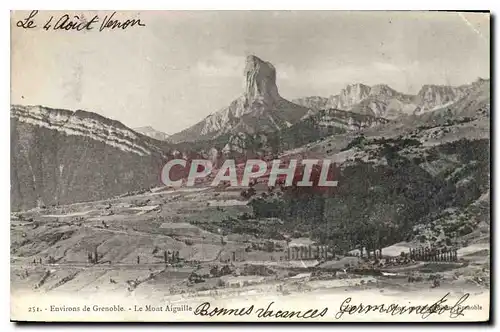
[10, 10, 490, 322]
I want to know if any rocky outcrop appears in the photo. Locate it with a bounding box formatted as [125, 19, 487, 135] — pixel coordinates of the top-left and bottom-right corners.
[169, 55, 309, 143]
[222, 132, 276, 157]
[305, 108, 388, 130]
[334, 83, 372, 109]
[414, 84, 470, 113]
[292, 96, 329, 111]
[221, 108, 388, 156]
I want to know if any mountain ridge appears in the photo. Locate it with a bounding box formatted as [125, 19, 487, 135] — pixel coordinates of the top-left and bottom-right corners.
[293, 80, 482, 119]
[10, 105, 172, 210]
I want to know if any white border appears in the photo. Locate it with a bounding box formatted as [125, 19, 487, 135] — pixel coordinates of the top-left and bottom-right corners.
[2, 1, 496, 332]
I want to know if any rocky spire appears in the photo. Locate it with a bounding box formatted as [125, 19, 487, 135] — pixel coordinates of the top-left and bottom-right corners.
[169, 54, 309, 143]
[244, 55, 281, 103]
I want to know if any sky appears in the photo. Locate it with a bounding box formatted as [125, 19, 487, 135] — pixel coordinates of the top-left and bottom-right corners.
[11, 11, 490, 134]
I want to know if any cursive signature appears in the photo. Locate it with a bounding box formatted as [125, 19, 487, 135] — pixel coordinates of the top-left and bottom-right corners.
[335, 292, 471, 319]
[15, 10, 146, 32]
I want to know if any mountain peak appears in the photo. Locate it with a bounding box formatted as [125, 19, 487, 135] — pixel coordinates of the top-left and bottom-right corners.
[346, 82, 370, 88]
[370, 84, 397, 97]
[245, 54, 266, 65]
[169, 55, 308, 143]
[342, 83, 371, 94]
[133, 125, 170, 141]
[337, 83, 371, 107]
[244, 55, 280, 103]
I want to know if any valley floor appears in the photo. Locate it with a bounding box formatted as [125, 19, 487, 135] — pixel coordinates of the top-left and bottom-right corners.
[10, 184, 490, 322]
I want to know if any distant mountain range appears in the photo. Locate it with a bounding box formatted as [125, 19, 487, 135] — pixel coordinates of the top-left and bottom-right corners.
[292, 82, 474, 119]
[134, 126, 170, 141]
[169, 55, 482, 144]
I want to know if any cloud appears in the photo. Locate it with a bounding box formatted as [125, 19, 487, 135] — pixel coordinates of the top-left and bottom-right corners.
[372, 62, 403, 73]
[194, 50, 245, 78]
[316, 61, 420, 85]
[278, 60, 427, 98]
[275, 63, 300, 81]
[194, 52, 302, 83]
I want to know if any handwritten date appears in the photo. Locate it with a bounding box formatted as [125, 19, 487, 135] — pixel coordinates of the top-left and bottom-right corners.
[15, 10, 146, 32]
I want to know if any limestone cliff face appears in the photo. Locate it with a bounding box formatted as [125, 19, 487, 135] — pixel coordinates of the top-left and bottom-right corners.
[169, 55, 308, 143]
[293, 83, 416, 118]
[244, 55, 280, 104]
[336, 83, 372, 109]
[293, 81, 477, 119]
[415, 84, 470, 112]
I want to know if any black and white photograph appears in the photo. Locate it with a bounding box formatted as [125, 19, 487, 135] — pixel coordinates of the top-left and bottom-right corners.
[9, 10, 491, 322]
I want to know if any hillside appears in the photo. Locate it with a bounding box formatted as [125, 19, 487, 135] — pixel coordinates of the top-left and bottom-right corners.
[221, 108, 388, 157]
[273, 78, 490, 249]
[10, 105, 172, 211]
